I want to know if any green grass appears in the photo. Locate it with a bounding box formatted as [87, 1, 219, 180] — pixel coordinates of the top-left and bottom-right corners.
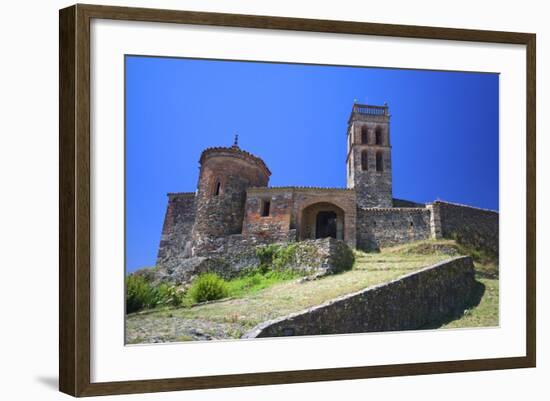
[225, 269, 302, 298]
[439, 261, 499, 329]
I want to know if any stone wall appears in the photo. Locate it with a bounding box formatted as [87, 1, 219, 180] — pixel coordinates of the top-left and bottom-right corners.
[244, 256, 477, 338]
[280, 238, 354, 275]
[156, 193, 196, 270]
[433, 201, 499, 255]
[350, 146, 393, 208]
[347, 120, 393, 208]
[356, 207, 431, 251]
[156, 234, 267, 283]
[154, 237, 353, 285]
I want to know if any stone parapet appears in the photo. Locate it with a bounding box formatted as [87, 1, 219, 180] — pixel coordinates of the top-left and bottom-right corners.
[244, 256, 477, 338]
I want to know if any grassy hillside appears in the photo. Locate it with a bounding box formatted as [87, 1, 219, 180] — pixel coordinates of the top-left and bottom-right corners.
[126, 239, 498, 344]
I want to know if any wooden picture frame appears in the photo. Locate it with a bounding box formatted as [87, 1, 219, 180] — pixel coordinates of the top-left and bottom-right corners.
[59, 3, 536, 397]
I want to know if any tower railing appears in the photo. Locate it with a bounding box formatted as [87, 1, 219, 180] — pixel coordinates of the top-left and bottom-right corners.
[352, 103, 388, 116]
[349, 103, 390, 123]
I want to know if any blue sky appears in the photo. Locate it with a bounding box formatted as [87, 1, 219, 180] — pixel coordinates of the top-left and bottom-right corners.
[125, 55, 499, 272]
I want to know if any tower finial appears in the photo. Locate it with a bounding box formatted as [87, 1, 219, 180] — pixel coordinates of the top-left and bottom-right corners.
[232, 133, 239, 148]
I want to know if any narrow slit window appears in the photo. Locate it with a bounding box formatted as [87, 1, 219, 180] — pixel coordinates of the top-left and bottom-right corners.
[261, 200, 271, 217]
[376, 152, 384, 172]
[361, 151, 368, 171]
[214, 182, 221, 196]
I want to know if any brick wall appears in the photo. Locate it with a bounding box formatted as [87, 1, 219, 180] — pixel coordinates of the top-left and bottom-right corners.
[243, 189, 294, 242]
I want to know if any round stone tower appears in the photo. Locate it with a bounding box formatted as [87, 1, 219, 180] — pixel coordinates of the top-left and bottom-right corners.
[191, 140, 271, 255]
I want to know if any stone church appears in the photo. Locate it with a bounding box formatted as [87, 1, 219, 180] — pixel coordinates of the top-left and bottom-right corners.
[156, 102, 498, 270]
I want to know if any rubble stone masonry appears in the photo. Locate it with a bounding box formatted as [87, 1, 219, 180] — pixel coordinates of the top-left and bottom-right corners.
[156, 193, 196, 270]
[433, 201, 499, 255]
[356, 207, 432, 251]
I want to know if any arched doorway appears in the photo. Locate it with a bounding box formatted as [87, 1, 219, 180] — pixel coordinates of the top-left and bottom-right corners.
[300, 202, 345, 241]
[316, 211, 337, 239]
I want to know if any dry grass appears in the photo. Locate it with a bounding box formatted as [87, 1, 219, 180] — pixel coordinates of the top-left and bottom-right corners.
[126, 239, 499, 343]
[126, 240, 463, 341]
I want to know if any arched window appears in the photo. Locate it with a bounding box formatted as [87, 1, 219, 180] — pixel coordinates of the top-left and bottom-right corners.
[361, 150, 368, 171]
[361, 126, 368, 144]
[375, 127, 383, 145]
[376, 151, 383, 172]
[214, 181, 221, 196]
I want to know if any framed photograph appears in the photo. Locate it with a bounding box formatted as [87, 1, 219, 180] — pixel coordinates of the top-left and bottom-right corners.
[59, 4, 536, 397]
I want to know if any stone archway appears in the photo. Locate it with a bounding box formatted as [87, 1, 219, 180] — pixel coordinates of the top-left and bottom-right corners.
[300, 202, 345, 241]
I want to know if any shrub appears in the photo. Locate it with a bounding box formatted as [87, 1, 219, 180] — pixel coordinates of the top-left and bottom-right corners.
[126, 274, 155, 313]
[256, 243, 298, 272]
[256, 244, 280, 273]
[153, 283, 185, 308]
[126, 275, 185, 313]
[272, 243, 297, 271]
[188, 273, 229, 303]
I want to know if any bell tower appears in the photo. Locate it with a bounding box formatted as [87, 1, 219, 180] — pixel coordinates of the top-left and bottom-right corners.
[346, 102, 393, 208]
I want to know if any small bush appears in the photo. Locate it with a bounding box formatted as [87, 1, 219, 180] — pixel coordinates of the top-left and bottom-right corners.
[256, 243, 298, 272]
[126, 275, 155, 313]
[256, 244, 280, 273]
[188, 273, 229, 303]
[126, 274, 185, 313]
[153, 283, 186, 308]
[272, 243, 297, 271]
